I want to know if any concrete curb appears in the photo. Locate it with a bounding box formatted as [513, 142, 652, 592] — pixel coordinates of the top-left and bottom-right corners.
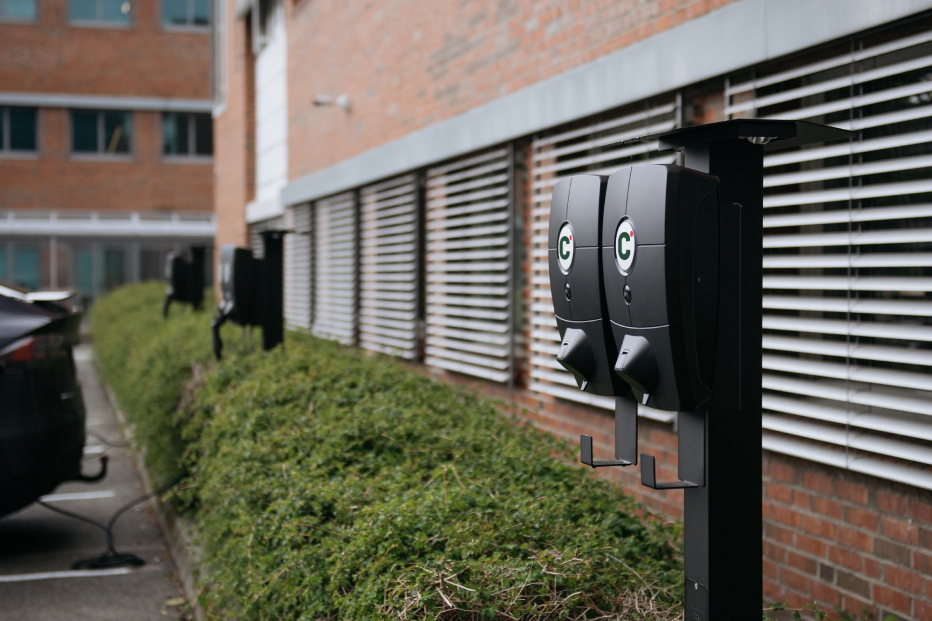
[101, 381, 208, 621]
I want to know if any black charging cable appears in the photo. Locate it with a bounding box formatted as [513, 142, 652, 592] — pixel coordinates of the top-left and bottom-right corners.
[211, 308, 230, 360]
[0, 436, 183, 570]
[72, 472, 183, 570]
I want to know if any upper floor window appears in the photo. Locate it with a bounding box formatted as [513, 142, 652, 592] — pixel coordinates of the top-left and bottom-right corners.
[162, 0, 209, 27]
[0, 0, 36, 21]
[1, 107, 37, 153]
[163, 112, 212, 157]
[72, 110, 131, 155]
[69, 0, 130, 24]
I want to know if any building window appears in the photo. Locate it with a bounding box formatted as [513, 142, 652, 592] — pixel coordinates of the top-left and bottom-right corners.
[14, 246, 40, 291]
[0, 0, 36, 20]
[69, 0, 130, 24]
[71, 110, 131, 155]
[103, 248, 125, 291]
[163, 112, 212, 157]
[140, 248, 164, 281]
[1, 107, 37, 153]
[162, 0, 208, 27]
[75, 248, 92, 296]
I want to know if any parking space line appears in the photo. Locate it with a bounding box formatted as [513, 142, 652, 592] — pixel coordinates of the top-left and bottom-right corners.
[0, 568, 133, 583]
[39, 491, 116, 502]
[72, 349, 93, 362]
[83, 445, 107, 455]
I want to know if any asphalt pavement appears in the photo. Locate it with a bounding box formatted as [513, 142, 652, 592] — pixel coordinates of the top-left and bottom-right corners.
[0, 343, 189, 620]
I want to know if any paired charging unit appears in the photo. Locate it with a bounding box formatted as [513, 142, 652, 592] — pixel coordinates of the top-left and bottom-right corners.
[549, 119, 854, 618]
[163, 246, 206, 317]
[212, 230, 285, 359]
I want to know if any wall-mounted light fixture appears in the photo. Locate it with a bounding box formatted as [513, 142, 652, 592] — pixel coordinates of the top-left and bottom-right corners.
[313, 94, 351, 112]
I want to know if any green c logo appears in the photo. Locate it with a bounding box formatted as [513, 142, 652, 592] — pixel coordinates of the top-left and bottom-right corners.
[614, 219, 636, 275]
[617, 231, 631, 261]
[557, 222, 574, 274]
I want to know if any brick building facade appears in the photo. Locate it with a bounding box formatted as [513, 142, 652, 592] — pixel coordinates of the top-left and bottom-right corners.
[0, 0, 215, 303]
[214, 1, 932, 618]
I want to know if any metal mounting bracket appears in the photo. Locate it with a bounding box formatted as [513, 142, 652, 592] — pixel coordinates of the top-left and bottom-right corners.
[580, 394, 638, 468]
[640, 411, 705, 490]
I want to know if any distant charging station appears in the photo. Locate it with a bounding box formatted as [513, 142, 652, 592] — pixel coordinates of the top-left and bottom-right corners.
[212, 230, 285, 359]
[548, 119, 855, 618]
[163, 246, 206, 317]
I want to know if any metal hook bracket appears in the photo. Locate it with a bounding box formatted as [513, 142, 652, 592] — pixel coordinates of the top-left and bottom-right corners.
[640, 411, 705, 490]
[580, 393, 638, 468]
[580, 435, 633, 467]
[71, 455, 109, 483]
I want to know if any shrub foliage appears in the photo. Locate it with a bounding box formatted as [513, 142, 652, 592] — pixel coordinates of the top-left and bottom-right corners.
[93, 283, 684, 620]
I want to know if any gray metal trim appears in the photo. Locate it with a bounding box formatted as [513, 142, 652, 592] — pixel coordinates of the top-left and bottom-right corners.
[0, 92, 213, 113]
[0, 212, 215, 237]
[281, 0, 932, 207]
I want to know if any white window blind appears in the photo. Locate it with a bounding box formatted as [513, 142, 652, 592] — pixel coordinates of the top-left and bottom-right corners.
[528, 101, 679, 423]
[424, 148, 514, 383]
[312, 192, 357, 345]
[727, 27, 932, 490]
[359, 174, 419, 359]
[284, 204, 312, 330]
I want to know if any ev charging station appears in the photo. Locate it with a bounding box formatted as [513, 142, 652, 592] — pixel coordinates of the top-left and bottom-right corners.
[549, 119, 855, 618]
[163, 246, 206, 317]
[212, 230, 285, 359]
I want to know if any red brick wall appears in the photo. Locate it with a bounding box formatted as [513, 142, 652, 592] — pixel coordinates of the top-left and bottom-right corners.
[764, 454, 932, 620]
[0, 108, 212, 213]
[286, 0, 741, 181]
[0, 0, 210, 99]
[0, 0, 213, 215]
[212, 2, 255, 282]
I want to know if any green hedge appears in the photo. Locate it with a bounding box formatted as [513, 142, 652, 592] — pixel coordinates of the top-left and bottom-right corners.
[93, 282, 684, 620]
[91, 282, 214, 486]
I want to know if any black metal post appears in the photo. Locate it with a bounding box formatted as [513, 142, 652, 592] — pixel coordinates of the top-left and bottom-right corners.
[680, 137, 764, 618]
[260, 230, 284, 351]
[189, 246, 206, 311]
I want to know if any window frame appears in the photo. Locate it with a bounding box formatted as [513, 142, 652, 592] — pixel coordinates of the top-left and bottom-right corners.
[0, 0, 37, 23]
[69, 109, 133, 159]
[68, 0, 131, 28]
[161, 0, 210, 30]
[162, 111, 213, 161]
[0, 106, 39, 157]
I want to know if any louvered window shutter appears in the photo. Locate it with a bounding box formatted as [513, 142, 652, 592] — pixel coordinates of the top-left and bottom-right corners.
[528, 101, 679, 422]
[359, 174, 420, 359]
[424, 148, 514, 382]
[312, 192, 358, 345]
[284, 204, 312, 330]
[727, 28, 932, 489]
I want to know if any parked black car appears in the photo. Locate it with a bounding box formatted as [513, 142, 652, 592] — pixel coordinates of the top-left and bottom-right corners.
[0, 285, 92, 517]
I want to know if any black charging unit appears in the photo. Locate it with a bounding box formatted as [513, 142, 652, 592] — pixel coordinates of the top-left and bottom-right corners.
[211, 230, 285, 359]
[549, 119, 855, 618]
[163, 246, 206, 317]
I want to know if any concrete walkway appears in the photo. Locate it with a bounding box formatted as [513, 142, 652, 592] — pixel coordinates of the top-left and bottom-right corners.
[0, 343, 189, 620]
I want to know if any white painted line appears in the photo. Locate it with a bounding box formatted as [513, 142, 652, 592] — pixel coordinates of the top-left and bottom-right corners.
[0, 568, 132, 583]
[83, 445, 106, 455]
[39, 490, 115, 502]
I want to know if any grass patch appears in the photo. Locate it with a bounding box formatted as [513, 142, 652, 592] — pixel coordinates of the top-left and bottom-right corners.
[93, 282, 684, 619]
